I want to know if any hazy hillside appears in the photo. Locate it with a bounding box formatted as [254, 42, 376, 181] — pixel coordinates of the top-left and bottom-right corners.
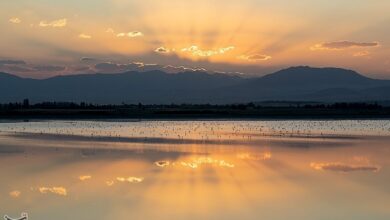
[222, 66, 390, 102]
[1, 67, 389, 104]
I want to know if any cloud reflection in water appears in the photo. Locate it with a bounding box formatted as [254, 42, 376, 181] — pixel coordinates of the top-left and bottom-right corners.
[79, 175, 92, 181]
[155, 157, 235, 169]
[116, 177, 144, 183]
[9, 190, 21, 198]
[310, 162, 381, 172]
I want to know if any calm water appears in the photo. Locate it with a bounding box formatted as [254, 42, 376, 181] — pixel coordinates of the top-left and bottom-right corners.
[0, 120, 389, 220]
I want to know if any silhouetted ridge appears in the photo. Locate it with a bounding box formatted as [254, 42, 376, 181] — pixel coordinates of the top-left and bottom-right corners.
[0, 72, 22, 80]
[0, 67, 389, 104]
[254, 66, 374, 88]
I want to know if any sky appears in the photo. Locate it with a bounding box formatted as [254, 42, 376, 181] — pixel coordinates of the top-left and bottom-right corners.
[1, 0, 390, 79]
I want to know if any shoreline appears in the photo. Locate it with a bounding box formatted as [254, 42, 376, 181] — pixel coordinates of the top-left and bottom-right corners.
[1, 109, 390, 120]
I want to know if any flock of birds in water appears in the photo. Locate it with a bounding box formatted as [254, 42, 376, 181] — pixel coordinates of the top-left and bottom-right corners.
[1, 120, 388, 202]
[0, 120, 389, 142]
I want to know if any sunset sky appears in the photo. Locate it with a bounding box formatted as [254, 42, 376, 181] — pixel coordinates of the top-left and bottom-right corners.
[1, 0, 390, 78]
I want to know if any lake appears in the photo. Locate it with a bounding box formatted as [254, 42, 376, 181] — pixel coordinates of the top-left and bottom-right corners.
[0, 120, 389, 220]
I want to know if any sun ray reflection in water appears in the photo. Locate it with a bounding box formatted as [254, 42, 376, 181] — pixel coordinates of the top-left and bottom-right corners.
[0, 120, 389, 219]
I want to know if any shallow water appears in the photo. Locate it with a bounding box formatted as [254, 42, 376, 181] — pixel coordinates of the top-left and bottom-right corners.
[0, 120, 389, 220]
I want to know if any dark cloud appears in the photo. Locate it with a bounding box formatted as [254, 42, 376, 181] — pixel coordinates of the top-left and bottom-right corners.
[1, 50, 281, 78]
[0, 62, 67, 75]
[162, 65, 207, 73]
[5, 65, 34, 72]
[311, 162, 380, 172]
[72, 66, 91, 72]
[312, 41, 379, 50]
[94, 61, 209, 74]
[132, 52, 280, 77]
[94, 62, 142, 72]
[80, 57, 100, 62]
[92, 59, 277, 78]
[94, 62, 122, 72]
[137, 64, 162, 72]
[34, 65, 66, 72]
[0, 59, 26, 65]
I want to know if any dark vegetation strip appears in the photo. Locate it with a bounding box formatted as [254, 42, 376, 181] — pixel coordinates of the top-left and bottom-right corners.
[1, 101, 389, 119]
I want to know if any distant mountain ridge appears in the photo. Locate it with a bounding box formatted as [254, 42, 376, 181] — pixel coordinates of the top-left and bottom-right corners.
[256, 66, 379, 88]
[1, 66, 389, 104]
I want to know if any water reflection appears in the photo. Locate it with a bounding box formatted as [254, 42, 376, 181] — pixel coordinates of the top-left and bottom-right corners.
[310, 162, 381, 172]
[9, 190, 21, 198]
[155, 161, 170, 167]
[157, 157, 236, 169]
[237, 152, 272, 161]
[116, 177, 144, 183]
[79, 175, 92, 181]
[0, 120, 389, 220]
[105, 180, 114, 187]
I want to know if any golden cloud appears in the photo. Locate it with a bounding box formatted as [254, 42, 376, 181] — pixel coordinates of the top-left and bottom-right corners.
[311, 41, 379, 50]
[238, 54, 272, 61]
[116, 31, 143, 38]
[39, 187, 67, 196]
[79, 34, 92, 39]
[181, 46, 234, 57]
[39, 19, 67, 28]
[79, 175, 92, 181]
[9, 17, 21, 24]
[155, 46, 171, 54]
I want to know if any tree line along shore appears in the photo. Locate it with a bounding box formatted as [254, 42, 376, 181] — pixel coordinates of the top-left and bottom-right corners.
[0, 100, 389, 119]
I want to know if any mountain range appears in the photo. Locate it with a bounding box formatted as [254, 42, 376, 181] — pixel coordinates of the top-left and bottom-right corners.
[1, 66, 389, 104]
